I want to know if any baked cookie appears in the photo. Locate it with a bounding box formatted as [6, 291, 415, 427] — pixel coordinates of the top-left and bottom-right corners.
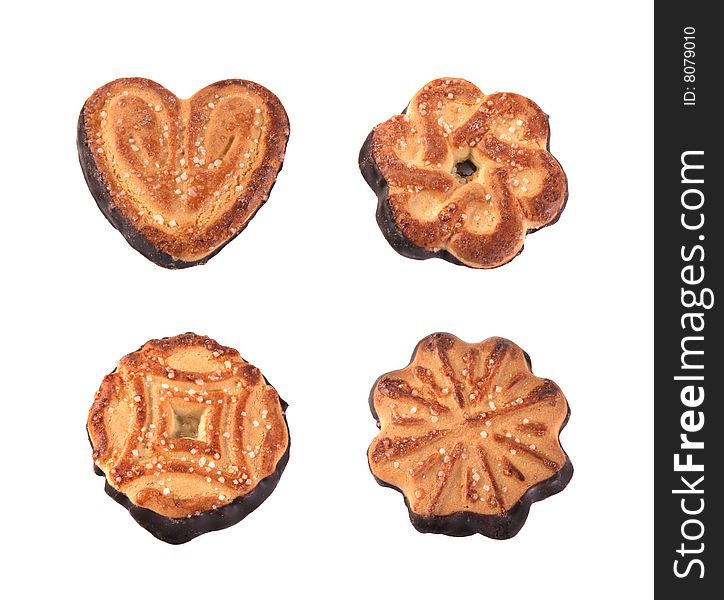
[78, 78, 289, 268]
[359, 78, 567, 268]
[88, 334, 290, 543]
[368, 333, 572, 538]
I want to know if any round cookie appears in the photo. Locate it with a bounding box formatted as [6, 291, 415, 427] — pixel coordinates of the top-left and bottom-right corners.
[88, 333, 290, 543]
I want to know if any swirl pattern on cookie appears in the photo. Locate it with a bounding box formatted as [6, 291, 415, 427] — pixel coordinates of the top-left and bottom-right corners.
[360, 78, 567, 268]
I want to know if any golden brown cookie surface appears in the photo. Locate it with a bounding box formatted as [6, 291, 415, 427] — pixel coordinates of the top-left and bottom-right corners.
[78, 78, 289, 268]
[360, 78, 567, 268]
[368, 333, 572, 538]
[88, 334, 289, 542]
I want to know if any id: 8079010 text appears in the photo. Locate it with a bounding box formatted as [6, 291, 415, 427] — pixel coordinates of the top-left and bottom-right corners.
[683, 26, 696, 106]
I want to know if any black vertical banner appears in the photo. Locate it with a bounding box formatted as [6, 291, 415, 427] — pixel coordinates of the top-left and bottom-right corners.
[655, 3, 720, 595]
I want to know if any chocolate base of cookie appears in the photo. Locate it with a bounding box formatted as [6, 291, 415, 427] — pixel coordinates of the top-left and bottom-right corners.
[359, 130, 464, 265]
[368, 420, 572, 539]
[77, 113, 284, 270]
[358, 126, 568, 269]
[371, 456, 572, 539]
[90, 399, 290, 544]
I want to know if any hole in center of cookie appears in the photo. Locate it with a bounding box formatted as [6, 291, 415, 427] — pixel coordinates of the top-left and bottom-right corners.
[170, 405, 208, 440]
[454, 159, 477, 181]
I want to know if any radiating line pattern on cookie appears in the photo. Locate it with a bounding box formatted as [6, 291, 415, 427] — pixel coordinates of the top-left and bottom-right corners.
[369, 333, 569, 517]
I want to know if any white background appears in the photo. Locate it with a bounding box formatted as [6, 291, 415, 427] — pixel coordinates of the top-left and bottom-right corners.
[1, 1, 653, 597]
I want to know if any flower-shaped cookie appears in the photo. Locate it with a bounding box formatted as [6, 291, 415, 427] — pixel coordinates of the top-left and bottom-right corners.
[368, 333, 572, 538]
[359, 78, 567, 268]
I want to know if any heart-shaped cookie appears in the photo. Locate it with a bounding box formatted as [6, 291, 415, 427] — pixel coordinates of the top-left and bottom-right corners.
[78, 78, 289, 268]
